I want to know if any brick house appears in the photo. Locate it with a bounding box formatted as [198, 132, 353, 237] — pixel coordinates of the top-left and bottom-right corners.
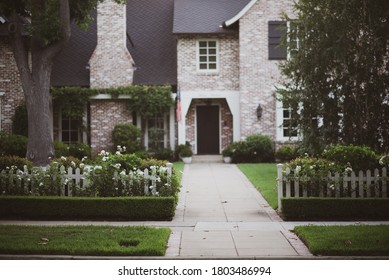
[0, 0, 296, 155]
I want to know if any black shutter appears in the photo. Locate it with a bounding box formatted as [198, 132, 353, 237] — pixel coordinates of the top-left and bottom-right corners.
[268, 21, 287, 60]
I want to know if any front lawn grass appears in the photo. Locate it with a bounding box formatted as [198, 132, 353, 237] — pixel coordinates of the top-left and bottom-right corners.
[0, 225, 171, 256]
[238, 163, 278, 209]
[294, 225, 389, 256]
[173, 161, 184, 183]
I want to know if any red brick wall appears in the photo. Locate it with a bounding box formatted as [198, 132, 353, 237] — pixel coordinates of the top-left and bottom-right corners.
[0, 38, 25, 133]
[90, 100, 133, 153]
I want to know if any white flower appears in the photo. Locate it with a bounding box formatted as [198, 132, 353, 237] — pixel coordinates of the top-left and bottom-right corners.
[61, 156, 66, 161]
[79, 163, 85, 169]
[82, 156, 87, 162]
[115, 151, 121, 155]
[120, 170, 126, 176]
[345, 167, 353, 173]
[113, 163, 121, 169]
[102, 157, 108, 162]
[295, 165, 302, 175]
[99, 150, 106, 156]
[39, 183, 44, 187]
[71, 161, 76, 167]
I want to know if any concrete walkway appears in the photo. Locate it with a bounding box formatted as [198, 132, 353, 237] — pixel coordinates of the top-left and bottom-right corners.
[168, 161, 311, 258]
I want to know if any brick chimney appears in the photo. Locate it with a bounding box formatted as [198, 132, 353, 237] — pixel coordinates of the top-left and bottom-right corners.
[89, 0, 134, 88]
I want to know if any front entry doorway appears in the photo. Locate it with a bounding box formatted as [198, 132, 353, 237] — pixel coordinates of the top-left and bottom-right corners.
[196, 105, 220, 154]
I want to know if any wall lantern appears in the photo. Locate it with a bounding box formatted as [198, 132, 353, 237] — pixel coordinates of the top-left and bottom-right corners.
[256, 104, 263, 120]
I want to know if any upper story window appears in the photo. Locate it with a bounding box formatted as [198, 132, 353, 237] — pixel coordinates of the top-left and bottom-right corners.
[269, 21, 299, 60]
[268, 21, 287, 60]
[197, 40, 218, 72]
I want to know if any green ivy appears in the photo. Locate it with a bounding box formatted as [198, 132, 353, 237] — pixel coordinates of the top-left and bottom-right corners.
[51, 85, 174, 120]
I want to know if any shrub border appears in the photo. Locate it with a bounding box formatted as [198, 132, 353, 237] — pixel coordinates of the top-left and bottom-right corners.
[0, 196, 176, 221]
[281, 197, 389, 221]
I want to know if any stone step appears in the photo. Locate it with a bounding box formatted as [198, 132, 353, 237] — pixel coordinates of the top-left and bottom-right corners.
[192, 155, 223, 163]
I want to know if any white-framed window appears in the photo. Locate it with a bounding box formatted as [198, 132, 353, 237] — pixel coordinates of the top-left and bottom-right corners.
[287, 21, 299, 60]
[61, 117, 82, 144]
[197, 39, 219, 72]
[276, 99, 299, 141]
[145, 114, 167, 150]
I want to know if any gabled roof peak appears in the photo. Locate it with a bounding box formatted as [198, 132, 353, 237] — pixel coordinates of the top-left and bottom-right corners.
[223, 0, 258, 27]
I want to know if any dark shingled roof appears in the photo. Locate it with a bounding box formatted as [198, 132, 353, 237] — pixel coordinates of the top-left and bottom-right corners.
[127, 0, 177, 86]
[51, 15, 96, 87]
[51, 0, 177, 87]
[173, 0, 252, 34]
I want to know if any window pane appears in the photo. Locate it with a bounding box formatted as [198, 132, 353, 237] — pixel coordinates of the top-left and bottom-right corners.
[209, 56, 216, 62]
[208, 41, 216, 47]
[199, 49, 207, 55]
[208, 49, 216, 55]
[199, 63, 207, 69]
[199, 41, 207, 48]
[199, 56, 207, 62]
[209, 63, 217, 69]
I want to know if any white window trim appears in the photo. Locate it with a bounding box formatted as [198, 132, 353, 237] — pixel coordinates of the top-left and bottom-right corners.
[58, 106, 87, 144]
[276, 98, 300, 142]
[286, 21, 299, 61]
[144, 114, 168, 150]
[196, 39, 219, 73]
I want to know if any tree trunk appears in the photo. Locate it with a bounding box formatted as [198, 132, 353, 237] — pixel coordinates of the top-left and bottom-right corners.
[7, 1, 71, 166]
[24, 54, 55, 166]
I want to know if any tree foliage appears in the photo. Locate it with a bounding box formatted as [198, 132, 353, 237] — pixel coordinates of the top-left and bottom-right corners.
[0, 0, 124, 166]
[278, 0, 389, 154]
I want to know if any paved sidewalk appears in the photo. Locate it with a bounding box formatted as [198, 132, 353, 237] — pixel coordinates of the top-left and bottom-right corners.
[168, 162, 311, 258]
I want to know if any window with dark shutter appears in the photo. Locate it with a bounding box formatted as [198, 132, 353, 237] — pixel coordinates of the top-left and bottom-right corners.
[268, 21, 287, 60]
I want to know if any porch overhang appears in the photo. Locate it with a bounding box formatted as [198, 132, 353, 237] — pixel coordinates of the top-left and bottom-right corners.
[178, 90, 241, 146]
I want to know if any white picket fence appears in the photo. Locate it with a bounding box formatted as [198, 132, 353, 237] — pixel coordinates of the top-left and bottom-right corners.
[0, 163, 173, 197]
[277, 163, 388, 211]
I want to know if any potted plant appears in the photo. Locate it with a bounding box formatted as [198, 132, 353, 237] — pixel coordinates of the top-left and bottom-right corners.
[179, 146, 193, 164]
[222, 146, 233, 163]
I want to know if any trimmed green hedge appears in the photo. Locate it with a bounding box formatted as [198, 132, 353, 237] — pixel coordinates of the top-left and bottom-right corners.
[0, 196, 176, 221]
[281, 198, 389, 221]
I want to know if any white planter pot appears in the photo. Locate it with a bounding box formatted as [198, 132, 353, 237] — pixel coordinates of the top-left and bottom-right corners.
[223, 157, 232, 163]
[182, 157, 192, 164]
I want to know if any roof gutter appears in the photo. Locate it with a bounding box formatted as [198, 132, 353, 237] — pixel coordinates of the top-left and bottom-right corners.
[223, 0, 258, 27]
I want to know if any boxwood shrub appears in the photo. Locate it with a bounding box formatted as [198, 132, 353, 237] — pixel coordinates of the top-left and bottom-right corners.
[281, 197, 389, 220]
[0, 196, 176, 221]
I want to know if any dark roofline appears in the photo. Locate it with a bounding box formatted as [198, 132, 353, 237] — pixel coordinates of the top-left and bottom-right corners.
[223, 0, 257, 27]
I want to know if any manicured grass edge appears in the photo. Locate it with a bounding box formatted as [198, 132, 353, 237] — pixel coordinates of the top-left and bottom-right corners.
[281, 198, 389, 220]
[0, 196, 176, 221]
[294, 225, 389, 256]
[0, 225, 171, 256]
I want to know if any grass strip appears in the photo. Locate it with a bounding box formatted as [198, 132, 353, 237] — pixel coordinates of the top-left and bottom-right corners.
[238, 163, 278, 209]
[0, 225, 171, 256]
[294, 225, 389, 256]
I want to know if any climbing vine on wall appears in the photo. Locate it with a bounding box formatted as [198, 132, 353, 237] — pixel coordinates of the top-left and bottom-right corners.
[51, 85, 174, 120]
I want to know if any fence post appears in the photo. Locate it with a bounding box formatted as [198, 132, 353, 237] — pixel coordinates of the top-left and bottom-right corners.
[277, 164, 283, 212]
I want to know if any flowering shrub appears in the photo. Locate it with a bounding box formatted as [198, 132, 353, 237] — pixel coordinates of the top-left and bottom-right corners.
[0, 146, 179, 198]
[283, 156, 343, 195]
[379, 154, 389, 167]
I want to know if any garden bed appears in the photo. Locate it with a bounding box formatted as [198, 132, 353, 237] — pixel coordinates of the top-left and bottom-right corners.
[0, 196, 176, 221]
[281, 197, 389, 220]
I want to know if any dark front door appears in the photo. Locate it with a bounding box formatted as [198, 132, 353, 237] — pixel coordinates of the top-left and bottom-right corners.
[197, 105, 220, 154]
